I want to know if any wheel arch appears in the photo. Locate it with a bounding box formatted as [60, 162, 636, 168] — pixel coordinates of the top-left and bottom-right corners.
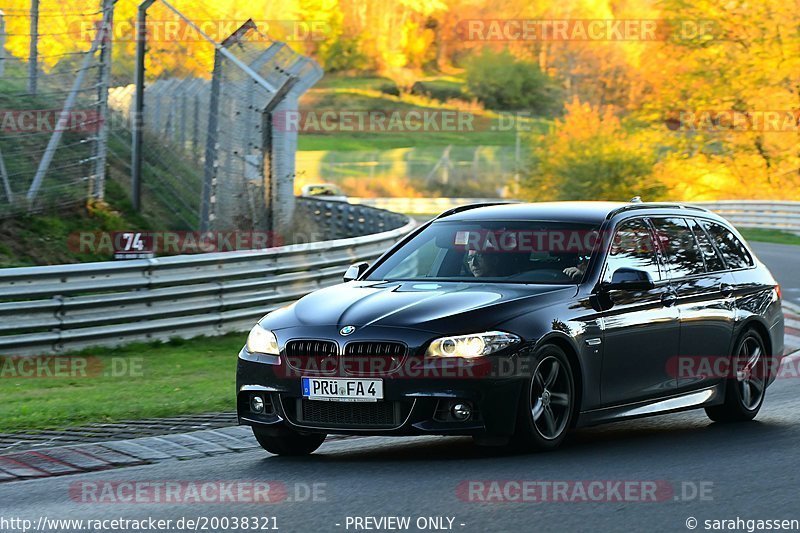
[534, 332, 584, 427]
[738, 318, 772, 358]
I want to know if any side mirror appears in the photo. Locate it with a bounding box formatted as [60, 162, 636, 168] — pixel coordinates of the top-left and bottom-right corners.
[343, 262, 369, 282]
[603, 267, 655, 291]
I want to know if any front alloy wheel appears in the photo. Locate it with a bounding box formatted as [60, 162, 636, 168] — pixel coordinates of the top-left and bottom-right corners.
[515, 344, 574, 450]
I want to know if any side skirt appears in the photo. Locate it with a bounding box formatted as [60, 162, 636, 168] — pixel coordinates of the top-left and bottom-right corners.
[575, 385, 723, 428]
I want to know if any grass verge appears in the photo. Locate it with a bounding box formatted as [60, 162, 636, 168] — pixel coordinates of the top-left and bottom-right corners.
[0, 334, 244, 433]
[738, 228, 800, 246]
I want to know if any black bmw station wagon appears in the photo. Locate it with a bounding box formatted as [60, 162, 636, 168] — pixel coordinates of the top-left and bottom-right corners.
[236, 201, 784, 455]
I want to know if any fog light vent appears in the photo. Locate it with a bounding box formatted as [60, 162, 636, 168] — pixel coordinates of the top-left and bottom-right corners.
[250, 395, 265, 414]
[451, 402, 472, 421]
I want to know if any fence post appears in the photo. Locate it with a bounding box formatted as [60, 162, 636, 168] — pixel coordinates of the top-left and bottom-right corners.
[200, 21, 258, 233]
[262, 77, 300, 235]
[28, 0, 39, 94]
[200, 51, 222, 233]
[92, 0, 116, 201]
[0, 148, 12, 204]
[192, 93, 200, 159]
[131, 0, 157, 212]
[0, 10, 6, 79]
[178, 90, 186, 149]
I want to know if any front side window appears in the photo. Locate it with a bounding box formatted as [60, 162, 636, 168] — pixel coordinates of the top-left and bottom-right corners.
[602, 218, 662, 283]
[701, 221, 753, 269]
[650, 217, 706, 279]
[366, 220, 600, 284]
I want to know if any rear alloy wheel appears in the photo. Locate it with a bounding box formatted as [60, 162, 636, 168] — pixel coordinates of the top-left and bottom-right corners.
[515, 345, 575, 451]
[705, 330, 767, 422]
[252, 427, 327, 456]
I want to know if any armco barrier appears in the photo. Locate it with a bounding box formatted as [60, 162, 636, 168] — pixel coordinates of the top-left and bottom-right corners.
[352, 198, 800, 233]
[0, 202, 415, 356]
[690, 201, 800, 233]
[295, 197, 410, 240]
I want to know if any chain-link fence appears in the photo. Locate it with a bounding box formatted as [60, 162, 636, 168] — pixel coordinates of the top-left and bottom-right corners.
[115, 1, 322, 235]
[0, 0, 114, 218]
[1, 0, 322, 240]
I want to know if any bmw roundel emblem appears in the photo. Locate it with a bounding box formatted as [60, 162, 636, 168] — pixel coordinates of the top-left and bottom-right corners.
[339, 325, 356, 336]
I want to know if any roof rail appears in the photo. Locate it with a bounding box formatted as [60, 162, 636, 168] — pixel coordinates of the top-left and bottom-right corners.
[434, 201, 514, 220]
[606, 202, 709, 219]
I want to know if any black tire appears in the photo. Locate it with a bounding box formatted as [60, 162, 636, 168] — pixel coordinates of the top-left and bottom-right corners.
[252, 426, 327, 456]
[513, 344, 575, 451]
[705, 329, 767, 423]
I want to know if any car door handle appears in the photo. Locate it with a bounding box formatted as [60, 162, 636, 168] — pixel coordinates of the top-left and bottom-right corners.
[720, 283, 735, 297]
[661, 291, 678, 307]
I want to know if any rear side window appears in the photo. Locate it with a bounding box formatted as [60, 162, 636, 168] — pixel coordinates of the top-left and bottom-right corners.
[688, 219, 725, 272]
[650, 217, 705, 278]
[603, 218, 662, 282]
[701, 221, 753, 269]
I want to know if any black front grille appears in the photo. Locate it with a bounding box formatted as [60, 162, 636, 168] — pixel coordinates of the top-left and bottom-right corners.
[284, 340, 338, 373]
[345, 341, 406, 357]
[343, 341, 407, 375]
[295, 399, 402, 428]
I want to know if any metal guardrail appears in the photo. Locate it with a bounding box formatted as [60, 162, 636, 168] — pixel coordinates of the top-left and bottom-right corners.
[690, 201, 800, 233]
[295, 198, 410, 240]
[0, 202, 415, 356]
[352, 198, 800, 233]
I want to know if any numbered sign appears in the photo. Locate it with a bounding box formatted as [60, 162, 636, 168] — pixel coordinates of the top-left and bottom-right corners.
[112, 232, 155, 260]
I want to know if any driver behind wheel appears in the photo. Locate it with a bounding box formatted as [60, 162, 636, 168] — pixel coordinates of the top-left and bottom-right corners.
[465, 250, 504, 277]
[465, 250, 530, 278]
[563, 256, 589, 281]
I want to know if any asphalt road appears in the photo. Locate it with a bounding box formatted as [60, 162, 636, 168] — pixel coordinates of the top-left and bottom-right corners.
[751, 242, 800, 306]
[0, 242, 798, 533]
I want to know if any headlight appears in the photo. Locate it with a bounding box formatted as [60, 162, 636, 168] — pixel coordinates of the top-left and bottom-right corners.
[246, 325, 279, 355]
[425, 331, 520, 359]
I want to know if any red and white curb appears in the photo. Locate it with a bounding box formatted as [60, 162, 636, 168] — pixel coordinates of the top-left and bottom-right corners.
[0, 426, 261, 483]
[0, 428, 357, 484]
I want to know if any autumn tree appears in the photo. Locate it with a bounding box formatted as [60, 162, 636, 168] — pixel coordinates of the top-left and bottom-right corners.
[523, 98, 664, 201]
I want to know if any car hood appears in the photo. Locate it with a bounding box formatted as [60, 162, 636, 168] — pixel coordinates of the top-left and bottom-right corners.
[261, 281, 576, 334]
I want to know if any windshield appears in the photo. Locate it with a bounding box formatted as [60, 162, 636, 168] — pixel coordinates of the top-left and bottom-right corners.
[366, 220, 600, 284]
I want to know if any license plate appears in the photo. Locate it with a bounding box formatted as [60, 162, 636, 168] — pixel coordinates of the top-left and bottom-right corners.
[302, 377, 383, 402]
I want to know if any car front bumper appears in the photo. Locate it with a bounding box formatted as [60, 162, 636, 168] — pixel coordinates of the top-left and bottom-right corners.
[236, 348, 528, 438]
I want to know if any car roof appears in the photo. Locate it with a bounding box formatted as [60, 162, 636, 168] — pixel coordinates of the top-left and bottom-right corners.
[438, 201, 715, 225]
